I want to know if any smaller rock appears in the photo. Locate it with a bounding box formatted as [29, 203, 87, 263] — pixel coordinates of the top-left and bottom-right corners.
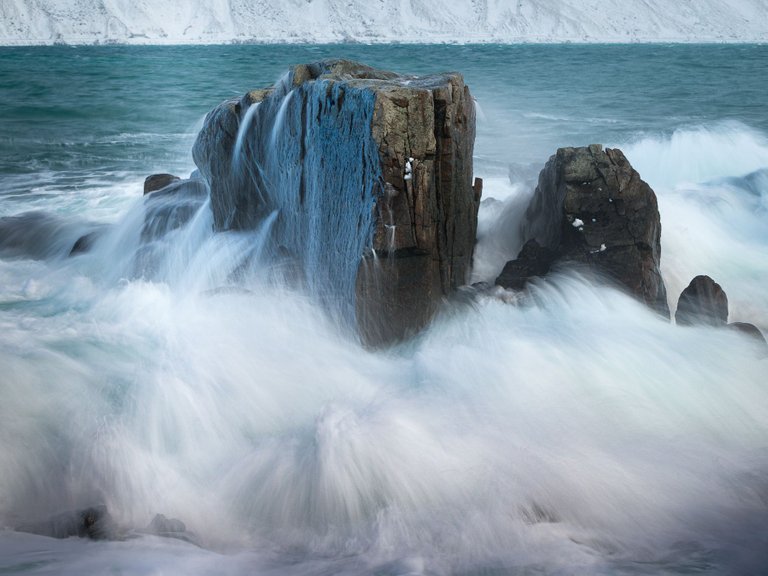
[145, 513, 186, 534]
[520, 501, 560, 525]
[69, 230, 104, 256]
[140, 513, 199, 546]
[495, 239, 558, 290]
[675, 275, 728, 327]
[144, 173, 180, 195]
[141, 178, 208, 242]
[16, 505, 118, 540]
[728, 322, 768, 346]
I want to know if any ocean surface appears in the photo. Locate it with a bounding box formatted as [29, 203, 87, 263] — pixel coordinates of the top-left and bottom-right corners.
[1, 44, 767, 575]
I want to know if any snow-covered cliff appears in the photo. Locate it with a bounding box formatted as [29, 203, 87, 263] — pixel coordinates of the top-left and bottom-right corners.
[1, 0, 767, 45]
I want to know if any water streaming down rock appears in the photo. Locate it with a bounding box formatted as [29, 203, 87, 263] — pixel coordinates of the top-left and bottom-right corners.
[192, 59, 481, 345]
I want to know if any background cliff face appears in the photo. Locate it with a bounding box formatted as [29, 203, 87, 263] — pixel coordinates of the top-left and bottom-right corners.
[2, 0, 767, 45]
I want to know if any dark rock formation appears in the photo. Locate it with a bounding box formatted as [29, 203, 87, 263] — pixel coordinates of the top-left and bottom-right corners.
[674, 276, 767, 353]
[495, 239, 557, 290]
[675, 275, 728, 327]
[16, 505, 118, 540]
[192, 60, 480, 345]
[498, 144, 669, 317]
[144, 173, 180, 195]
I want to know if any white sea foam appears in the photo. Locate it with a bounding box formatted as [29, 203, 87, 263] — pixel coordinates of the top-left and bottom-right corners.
[622, 122, 768, 325]
[1, 258, 767, 574]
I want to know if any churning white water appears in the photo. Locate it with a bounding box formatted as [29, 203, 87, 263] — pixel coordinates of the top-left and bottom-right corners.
[1, 45, 767, 575]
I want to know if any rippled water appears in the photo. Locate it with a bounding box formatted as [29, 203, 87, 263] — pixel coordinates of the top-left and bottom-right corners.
[1, 44, 767, 575]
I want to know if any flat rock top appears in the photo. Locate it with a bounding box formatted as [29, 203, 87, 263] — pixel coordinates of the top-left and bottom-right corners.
[292, 59, 463, 91]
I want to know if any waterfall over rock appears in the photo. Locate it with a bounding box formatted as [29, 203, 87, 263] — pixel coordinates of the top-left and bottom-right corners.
[193, 60, 480, 345]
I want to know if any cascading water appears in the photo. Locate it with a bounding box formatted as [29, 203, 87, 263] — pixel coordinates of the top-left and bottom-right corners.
[1, 44, 767, 575]
[200, 69, 382, 332]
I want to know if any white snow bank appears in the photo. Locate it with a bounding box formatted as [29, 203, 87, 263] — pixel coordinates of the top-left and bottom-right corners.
[1, 0, 767, 46]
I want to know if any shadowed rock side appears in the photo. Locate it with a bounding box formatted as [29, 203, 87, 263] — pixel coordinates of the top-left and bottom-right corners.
[495, 239, 557, 291]
[193, 60, 480, 345]
[498, 144, 669, 317]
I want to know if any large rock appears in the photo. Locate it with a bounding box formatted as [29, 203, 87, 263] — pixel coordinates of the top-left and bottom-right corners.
[192, 60, 480, 345]
[498, 144, 669, 316]
[675, 275, 728, 327]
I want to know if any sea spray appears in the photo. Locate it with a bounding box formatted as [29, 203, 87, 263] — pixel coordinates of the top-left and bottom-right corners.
[1, 266, 767, 572]
[622, 122, 768, 326]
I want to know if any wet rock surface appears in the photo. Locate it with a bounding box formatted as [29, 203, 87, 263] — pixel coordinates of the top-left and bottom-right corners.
[499, 144, 669, 317]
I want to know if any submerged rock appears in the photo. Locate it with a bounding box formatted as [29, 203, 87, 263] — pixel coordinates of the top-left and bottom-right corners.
[138, 513, 200, 545]
[675, 275, 729, 327]
[144, 173, 180, 195]
[16, 505, 118, 540]
[69, 230, 101, 255]
[141, 177, 208, 242]
[0, 211, 104, 260]
[193, 59, 480, 345]
[15, 507, 201, 546]
[70, 175, 199, 258]
[499, 144, 669, 316]
[728, 321, 767, 344]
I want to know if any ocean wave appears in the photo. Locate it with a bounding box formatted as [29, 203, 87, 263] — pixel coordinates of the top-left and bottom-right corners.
[622, 121, 768, 190]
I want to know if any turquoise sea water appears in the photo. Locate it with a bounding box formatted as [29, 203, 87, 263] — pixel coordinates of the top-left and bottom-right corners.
[1, 44, 767, 575]
[2, 44, 767, 189]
